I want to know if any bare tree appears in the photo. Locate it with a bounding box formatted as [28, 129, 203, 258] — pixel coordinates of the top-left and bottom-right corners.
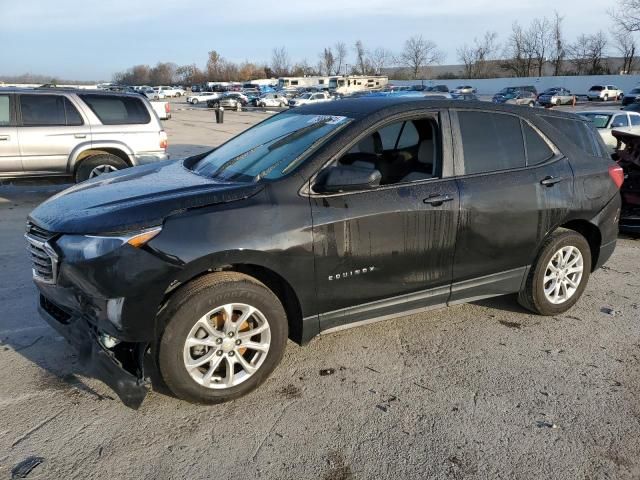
[149, 62, 176, 85]
[501, 21, 539, 77]
[567, 31, 609, 75]
[457, 31, 499, 78]
[611, 0, 640, 32]
[399, 35, 443, 79]
[611, 28, 637, 73]
[334, 42, 348, 75]
[530, 17, 553, 76]
[549, 12, 565, 76]
[206, 50, 223, 80]
[354, 40, 368, 75]
[320, 47, 335, 75]
[368, 47, 393, 75]
[271, 47, 290, 77]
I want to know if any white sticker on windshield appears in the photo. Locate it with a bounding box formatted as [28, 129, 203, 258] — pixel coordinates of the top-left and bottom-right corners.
[306, 115, 348, 125]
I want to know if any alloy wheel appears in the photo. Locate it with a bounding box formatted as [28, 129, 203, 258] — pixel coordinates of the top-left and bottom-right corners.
[543, 246, 584, 305]
[88, 164, 118, 178]
[183, 303, 271, 389]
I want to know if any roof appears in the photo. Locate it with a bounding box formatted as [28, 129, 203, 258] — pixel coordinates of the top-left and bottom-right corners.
[292, 97, 588, 122]
[0, 87, 140, 97]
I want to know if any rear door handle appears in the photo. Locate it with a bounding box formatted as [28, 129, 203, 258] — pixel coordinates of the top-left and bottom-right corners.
[0, 135, 9, 141]
[423, 194, 454, 206]
[540, 176, 564, 187]
[74, 134, 87, 139]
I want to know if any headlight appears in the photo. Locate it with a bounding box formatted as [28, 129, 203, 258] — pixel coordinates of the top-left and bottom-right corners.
[55, 226, 162, 262]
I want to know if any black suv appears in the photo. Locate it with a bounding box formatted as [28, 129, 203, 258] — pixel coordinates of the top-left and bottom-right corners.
[27, 99, 622, 406]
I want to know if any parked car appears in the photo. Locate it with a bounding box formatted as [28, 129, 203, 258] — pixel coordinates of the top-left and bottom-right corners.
[424, 85, 449, 93]
[580, 110, 640, 151]
[451, 93, 479, 101]
[256, 93, 289, 108]
[621, 86, 640, 106]
[452, 85, 476, 95]
[26, 98, 621, 405]
[0, 88, 168, 183]
[186, 92, 222, 105]
[155, 86, 183, 98]
[537, 87, 574, 107]
[587, 85, 623, 102]
[493, 86, 538, 106]
[207, 92, 249, 109]
[150, 101, 171, 120]
[612, 130, 640, 235]
[141, 86, 160, 100]
[289, 92, 332, 107]
[623, 103, 640, 112]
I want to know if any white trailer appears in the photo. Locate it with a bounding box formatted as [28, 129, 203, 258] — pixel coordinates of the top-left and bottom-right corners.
[330, 75, 389, 94]
[277, 76, 332, 89]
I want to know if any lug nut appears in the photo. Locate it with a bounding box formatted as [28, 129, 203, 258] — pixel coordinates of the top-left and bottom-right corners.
[235, 339, 241, 346]
[216, 350, 223, 356]
[216, 338, 223, 344]
[228, 332, 235, 338]
[228, 351, 235, 357]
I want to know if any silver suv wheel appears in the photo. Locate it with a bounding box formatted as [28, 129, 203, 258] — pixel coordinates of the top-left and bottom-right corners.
[543, 246, 584, 305]
[88, 164, 119, 178]
[183, 303, 271, 389]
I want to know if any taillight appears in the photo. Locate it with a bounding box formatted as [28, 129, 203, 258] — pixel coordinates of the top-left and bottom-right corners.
[165, 103, 170, 113]
[609, 164, 624, 189]
[160, 131, 168, 150]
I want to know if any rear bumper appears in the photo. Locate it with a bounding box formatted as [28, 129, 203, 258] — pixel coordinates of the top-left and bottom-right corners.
[131, 152, 169, 166]
[38, 295, 148, 408]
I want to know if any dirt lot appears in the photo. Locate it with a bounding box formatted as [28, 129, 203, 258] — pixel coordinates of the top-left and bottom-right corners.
[1, 105, 639, 480]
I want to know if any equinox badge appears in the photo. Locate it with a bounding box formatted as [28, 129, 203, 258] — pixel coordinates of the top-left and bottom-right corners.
[328, 266, 376, 281]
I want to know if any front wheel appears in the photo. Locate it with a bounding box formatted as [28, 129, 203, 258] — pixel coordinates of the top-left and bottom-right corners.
[518, 230, 591, 315]
[158, 272, 288, 404]
[604, 94, 609, 102]
[191, 98, 198, 105]
[75, 153, 128, 183]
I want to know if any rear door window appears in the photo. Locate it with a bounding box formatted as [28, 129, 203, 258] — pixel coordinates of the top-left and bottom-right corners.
[0, 95, 11, 125]
[611, 115, 629, 128]
[20, 95, 66, 126]
[522, 123, 554, 165]
[457, 111, 526, 174]
[631, 115, 640, 126]
[79, 94, 150, 125]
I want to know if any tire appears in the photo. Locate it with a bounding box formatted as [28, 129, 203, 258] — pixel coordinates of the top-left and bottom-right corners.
[74, 153, 128, 183]
[157, 272, 288, 404]
[518, 229, 592, 316]
[528, 101, 535, 107]
[604, 94, 609, 102]
[191, 98, 199, 105]
[212, 101, 220, 108]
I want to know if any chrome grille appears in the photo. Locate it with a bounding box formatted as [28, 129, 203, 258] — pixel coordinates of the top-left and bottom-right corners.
[25, 223, 58, 284]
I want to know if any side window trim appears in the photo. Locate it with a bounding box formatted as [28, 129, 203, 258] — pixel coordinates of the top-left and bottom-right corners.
[304, 109, 452, 197]
[450, 109, 562, 177]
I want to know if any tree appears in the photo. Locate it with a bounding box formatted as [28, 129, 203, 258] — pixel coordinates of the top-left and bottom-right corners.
[399, 35, 443, 79]
[368, 47, 393, 75]
[206, 50, 223, 80]
[501, 22, 536, 77]
[271, 47, 290, 77]
[611, 28, 637, 73]
[530, 17, 553, 76]
[457, 31, 499, 78]
[549, 12, 565, 76]
[354, 40, 368, 75]
[611, 0, 640, 32]
[334, 42, 348, 75]
[149, 62, 176, 85]
[176, 64, 206, 85]
[320, 47, 335, 75]
[567, 31, 609, 75]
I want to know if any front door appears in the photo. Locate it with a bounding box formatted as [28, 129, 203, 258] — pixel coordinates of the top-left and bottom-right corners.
[310, 112, 459, 331]
[0, 93, 21, 174]
[17, 94, 90, 174]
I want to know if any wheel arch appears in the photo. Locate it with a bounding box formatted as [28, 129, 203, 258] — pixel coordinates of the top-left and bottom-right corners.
[556, 219, 602, 272]
[161, 261, 306, 345]
[70, 144, 133, 173]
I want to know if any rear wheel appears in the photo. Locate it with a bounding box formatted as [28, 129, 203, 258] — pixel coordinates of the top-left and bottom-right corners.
[158, 272, 288, 404]
[518, 230, 591, 315]
[75, 153, 128, 183]
[191, 98, 199, 105]
[528, 101, 535, 107]
[604, 94, 609, 102]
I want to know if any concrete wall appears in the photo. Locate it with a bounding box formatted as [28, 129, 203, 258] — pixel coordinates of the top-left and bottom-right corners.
[391, 75, 640, 95]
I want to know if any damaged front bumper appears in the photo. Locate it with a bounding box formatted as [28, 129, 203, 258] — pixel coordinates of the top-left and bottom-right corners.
[38, 294, 148, 408]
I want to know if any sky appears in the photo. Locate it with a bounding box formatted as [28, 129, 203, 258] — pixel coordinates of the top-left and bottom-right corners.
[0, 0, 616, 81]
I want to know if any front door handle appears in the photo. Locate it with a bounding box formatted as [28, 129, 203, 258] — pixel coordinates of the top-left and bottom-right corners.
[423, 194, 454, 206]
[0, 135, 9, 141]
[74, 134, 87, 139]
[540, 176, 565, 187]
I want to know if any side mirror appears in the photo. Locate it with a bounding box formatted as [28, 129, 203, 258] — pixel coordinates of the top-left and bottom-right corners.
[319, 164, 382, 193]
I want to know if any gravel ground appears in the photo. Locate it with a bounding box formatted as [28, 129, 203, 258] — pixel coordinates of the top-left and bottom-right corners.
[0, 106, 638, 480]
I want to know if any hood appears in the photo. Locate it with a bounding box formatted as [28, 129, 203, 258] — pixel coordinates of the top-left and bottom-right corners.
[29, 160, 264, 235]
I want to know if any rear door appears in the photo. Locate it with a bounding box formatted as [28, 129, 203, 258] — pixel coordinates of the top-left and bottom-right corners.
[449, 110, 540, 301]
[0, 93, 21, 173]
[17, 93, 90, 174]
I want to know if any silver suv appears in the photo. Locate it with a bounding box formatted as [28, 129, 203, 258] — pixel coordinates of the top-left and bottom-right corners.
[0, 88, 168, 182]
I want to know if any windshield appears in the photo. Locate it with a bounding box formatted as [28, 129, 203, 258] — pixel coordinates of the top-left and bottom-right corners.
[192, 113, 351, 182]
[581, 113, 611, 129]
[631, 88, 640, 94]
